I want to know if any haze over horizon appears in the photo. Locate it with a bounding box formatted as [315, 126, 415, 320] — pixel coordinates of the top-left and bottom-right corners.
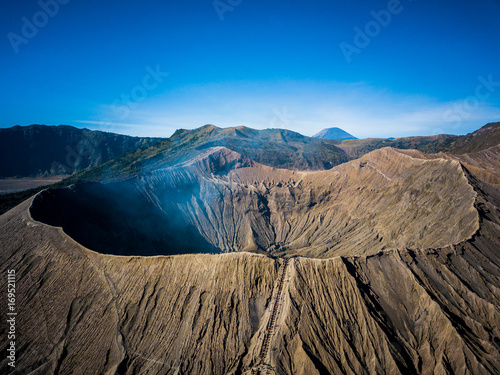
[1, 0, 499, 138]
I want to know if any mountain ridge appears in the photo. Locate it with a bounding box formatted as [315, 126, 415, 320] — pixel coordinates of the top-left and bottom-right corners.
[0, 124, 164, 178]
[67, 124, 349, 183]
[65, 122, 500, 184]
[1, 122, 498, 181]
[0, 122, 499, 216]
[337, 122, 500, 157]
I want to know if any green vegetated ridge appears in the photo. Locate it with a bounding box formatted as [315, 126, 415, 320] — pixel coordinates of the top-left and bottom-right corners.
[67, 124, 349, 183]
[71, 122, 500, 183]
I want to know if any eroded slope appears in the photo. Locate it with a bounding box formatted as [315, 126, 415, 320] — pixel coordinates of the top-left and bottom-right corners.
[1, 145, 498, 374]
[31, 147, 479, 258]
[0, 201, 278, 374]
[0, 171, 498, 374]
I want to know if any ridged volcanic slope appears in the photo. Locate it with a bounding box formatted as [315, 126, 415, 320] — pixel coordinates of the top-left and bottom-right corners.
[31, 147, 479, 258]
[0, 166, 498, 374]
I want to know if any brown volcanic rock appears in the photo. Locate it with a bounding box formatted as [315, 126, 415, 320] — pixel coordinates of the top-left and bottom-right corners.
[394, 145, 500, 192]
[126, 147, 479, 258]
[0, 147, 499, 374]
[0, 200, 279, 374]
[440, 145, 500, 190]
[337, 122, 500, 159]
[36, 146, 479, 258]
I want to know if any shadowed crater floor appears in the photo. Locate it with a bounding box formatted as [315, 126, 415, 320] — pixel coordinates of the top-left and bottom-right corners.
[30, 181, 219, 256]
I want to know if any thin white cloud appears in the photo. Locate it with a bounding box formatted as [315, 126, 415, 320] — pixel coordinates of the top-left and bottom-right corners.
[75, 120, 176, 138]
[80, 80, 499, 138]
[75, 120, 145, 128]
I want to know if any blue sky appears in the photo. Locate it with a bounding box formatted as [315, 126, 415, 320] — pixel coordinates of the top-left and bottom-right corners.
[1, 0, 499, 138]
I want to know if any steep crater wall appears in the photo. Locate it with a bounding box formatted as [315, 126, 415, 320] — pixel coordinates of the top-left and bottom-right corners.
[30, 147, 480, 258]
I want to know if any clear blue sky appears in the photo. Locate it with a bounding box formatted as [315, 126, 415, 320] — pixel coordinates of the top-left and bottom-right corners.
[1, 0, 499, 138]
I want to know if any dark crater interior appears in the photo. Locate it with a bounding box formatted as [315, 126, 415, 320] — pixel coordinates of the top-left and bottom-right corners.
[30, 182, 220, 256]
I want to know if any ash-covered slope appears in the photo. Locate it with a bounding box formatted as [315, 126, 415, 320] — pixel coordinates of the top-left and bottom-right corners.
[31, 147, 479, 258]
[0, 155, 499, 374]
[0, 200, 278, 374]
[396, 144, 500, 190]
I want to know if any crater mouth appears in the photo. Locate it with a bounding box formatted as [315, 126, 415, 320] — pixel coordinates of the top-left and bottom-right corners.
[30, 181, 220, 257]
[30, 148, 480, 259]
